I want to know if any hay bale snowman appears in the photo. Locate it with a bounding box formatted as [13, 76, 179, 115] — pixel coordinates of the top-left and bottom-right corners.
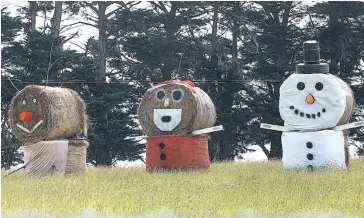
[9, 85, 89, 176]
[137, 80, 222, 170]
[261, 40, 363, 170]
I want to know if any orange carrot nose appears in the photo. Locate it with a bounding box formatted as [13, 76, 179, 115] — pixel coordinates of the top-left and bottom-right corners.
[19, 112, 33, 122]
[306, 94, 315, 104]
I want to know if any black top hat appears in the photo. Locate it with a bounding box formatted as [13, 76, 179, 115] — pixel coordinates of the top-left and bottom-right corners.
[296, 40, 329, 74]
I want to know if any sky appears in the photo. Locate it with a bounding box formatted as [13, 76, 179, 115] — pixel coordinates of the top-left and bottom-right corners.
[0, 1, 324, 52]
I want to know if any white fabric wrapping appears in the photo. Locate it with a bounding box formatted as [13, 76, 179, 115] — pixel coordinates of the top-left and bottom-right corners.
[282, 130, 346, 170]
[279, 74, 348, 130]
[23, 140, 69, 176]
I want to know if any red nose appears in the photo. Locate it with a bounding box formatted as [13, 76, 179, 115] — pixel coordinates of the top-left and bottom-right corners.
[19, 112, 33, 122]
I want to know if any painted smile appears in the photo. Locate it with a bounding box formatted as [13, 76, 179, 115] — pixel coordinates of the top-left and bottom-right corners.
[17, 120, 43, 134]
[289, 106, 326, 119]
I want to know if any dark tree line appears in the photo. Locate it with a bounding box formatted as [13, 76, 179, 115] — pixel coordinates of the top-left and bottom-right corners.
[1, 1, 364, 168]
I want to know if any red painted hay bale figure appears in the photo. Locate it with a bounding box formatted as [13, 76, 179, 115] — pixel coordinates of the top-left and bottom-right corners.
[138, 80, 218, 170]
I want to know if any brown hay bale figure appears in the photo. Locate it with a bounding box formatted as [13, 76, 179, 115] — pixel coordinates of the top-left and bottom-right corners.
[8, 85, 89, 176]
[138, 80, 216, 136]
[9, 85, 87, 144]
[138, 80, 218, 170]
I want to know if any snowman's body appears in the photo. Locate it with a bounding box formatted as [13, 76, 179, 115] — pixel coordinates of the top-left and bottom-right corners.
[279, 73, 353, 170]
[282, 130, 346, 170]
[261, 40, 362, 171]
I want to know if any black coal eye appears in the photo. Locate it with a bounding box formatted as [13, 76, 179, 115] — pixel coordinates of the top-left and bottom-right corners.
[297, 82, 305, 90]
[315, 82, 323, 91]
[172, 89, 184, 101]
[32, 98, 37, 103]
[155, 89, 165, 101]
[22, 99, 27, 106]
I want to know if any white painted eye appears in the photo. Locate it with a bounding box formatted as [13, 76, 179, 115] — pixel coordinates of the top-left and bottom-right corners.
[155, 89, 166, 101]
[33, 98, 37, 103]
[22, 100, 27, 105]
[172, 89, 184, 102]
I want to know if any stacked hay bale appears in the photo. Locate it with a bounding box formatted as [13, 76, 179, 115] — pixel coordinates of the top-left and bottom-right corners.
[9, 85, 89, 176]
[137, 80, 217, 170]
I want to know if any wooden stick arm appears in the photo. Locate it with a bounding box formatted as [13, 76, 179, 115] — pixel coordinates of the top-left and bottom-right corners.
[260, 123, 291, 132]
[333, 121, 364, 131]
[191, 125, 224, 135]
[261, 121, 364, 132]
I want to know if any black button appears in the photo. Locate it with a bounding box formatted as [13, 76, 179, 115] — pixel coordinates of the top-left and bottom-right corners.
[160, 153, 166, 160]
[290, 106, 294, 109]
[307, 165, 314, 171]
[306, 142, 313, 149]
[307, 153, 313, 160]
[300, 112, 304, 117]
[159, 142, 165, 149]
[295, 109, 299, 114]
[322, 108, 326, 113]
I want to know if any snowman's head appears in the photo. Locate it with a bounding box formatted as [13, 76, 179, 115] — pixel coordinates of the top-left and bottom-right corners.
[279, 73, 348, 130]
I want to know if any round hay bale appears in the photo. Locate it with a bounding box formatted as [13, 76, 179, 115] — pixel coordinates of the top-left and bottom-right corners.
[9, 85, 87, 144]
[279, 73, 355, 130]
[343, 130, 350, 167]
[329, 74, 355, 125]
[65, 139, 89, 174]
[146, 134, 210, 170]
[138, 80, 216, 136]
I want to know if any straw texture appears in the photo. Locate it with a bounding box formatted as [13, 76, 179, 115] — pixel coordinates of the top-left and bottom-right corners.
[9, 85, 87, 144]
[65, 139, 89, 174]
[138, 82, 216, 136]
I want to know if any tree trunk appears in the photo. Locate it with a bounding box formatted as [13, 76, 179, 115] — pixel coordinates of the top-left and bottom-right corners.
[211, 3, 221, 161]
[211, 3, 218, 59]
[30, 1, 37, 31]
[97, 1, 107, 82]
[162, 2, 179, 81]
[51, 1, 62, 39]
[328, 3, 339, 74]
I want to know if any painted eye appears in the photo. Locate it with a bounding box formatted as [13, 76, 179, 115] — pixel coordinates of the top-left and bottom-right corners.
[22, 99, 27, 106]
[33, 98, 37, 103]
[297, 82, 305, 90]
[172, 89, 184, 102]
[155, 89, 165, 101]
[315, 82, 323, 91]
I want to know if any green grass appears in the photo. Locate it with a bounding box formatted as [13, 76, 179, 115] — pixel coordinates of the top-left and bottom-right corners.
[2, 159, 364, 218]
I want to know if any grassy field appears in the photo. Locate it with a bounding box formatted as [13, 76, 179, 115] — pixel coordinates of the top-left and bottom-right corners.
[2, 159, 364, 218]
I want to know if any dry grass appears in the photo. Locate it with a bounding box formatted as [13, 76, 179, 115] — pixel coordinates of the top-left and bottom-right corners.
[2, 159, 364, 217]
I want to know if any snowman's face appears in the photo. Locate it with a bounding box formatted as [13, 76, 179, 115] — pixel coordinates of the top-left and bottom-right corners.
[279, 74, 347, 130]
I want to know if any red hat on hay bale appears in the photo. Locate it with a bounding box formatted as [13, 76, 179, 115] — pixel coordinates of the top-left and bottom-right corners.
[155, 80, 196, 93]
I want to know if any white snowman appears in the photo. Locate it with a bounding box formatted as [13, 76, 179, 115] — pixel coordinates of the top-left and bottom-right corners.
[261, 40, 363, 170]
